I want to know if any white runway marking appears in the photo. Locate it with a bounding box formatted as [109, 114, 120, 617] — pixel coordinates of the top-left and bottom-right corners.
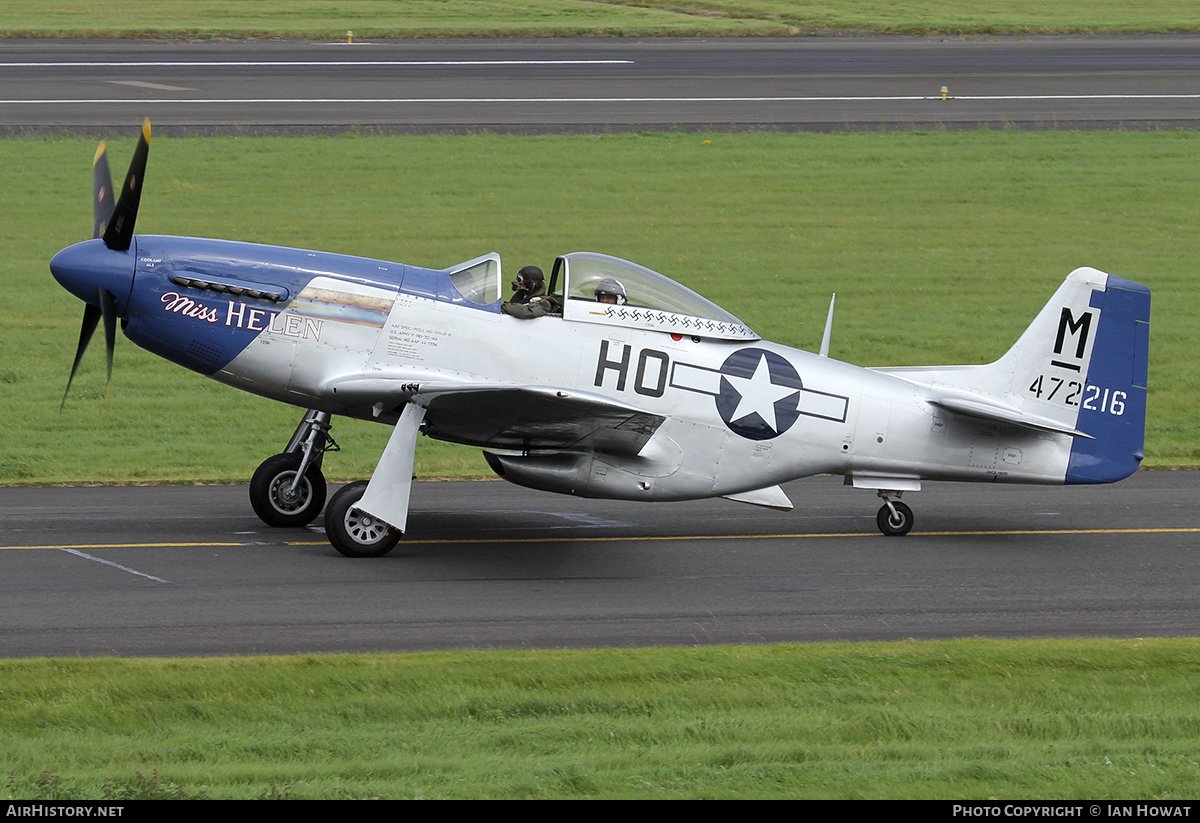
[107, 80, 196, 91]
[2, 94, 1197, 105]
[537, 512, 639, 528]
[2, 60, 633, 68]
[61, 548, 172, 584]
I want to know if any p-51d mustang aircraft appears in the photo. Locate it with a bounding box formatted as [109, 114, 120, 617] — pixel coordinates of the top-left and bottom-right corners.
[52, 121, 1151, 556]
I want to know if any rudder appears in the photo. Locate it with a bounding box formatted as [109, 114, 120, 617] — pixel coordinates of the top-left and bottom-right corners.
[1063, 270, 1151, 483]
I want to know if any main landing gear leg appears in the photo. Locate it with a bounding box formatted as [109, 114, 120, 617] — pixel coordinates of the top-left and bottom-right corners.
[249, 409, 339, 527]
[875, 490, 914, 537]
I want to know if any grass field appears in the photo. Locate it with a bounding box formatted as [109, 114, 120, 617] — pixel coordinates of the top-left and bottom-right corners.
[4, 639, 1200, 799]
[1, 0, 1198, 38]
[4, 130, 1197, 485]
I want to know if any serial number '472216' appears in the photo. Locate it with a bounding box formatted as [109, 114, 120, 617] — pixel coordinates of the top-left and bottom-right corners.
[1029, 375, 1127, 416]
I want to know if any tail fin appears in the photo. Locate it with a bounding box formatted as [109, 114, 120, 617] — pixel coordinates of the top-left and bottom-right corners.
[991, 267, 1150, 482]
[877, 267, 1150, 483]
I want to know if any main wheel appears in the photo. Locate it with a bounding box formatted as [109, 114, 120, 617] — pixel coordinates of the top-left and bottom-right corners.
[249, 453, 327, 527]
[876, 501, 914, 536]
[325, 480, 401, 557]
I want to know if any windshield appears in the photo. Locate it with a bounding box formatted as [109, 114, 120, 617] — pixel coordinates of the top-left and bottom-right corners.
[446, 253, 502, 304]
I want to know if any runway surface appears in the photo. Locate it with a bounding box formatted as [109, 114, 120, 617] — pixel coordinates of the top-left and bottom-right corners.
[1, 471, 1197, 657]
[3, 35, 1200, 133]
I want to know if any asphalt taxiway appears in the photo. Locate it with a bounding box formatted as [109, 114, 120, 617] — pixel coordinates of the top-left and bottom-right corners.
[6, 36, 1198, 657]
[1, 471, 1196, 657]
[3, 36, 1200, 133]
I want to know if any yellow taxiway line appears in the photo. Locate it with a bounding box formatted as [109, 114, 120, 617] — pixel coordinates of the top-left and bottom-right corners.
[3, 527, 1199, 551]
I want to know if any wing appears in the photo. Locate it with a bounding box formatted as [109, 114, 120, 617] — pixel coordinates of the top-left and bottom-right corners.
[324, 376, 665, 454]
[421, 386, 665, 453]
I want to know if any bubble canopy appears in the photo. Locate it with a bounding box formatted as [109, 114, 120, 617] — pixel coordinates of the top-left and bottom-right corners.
[549, 252, 758, 341]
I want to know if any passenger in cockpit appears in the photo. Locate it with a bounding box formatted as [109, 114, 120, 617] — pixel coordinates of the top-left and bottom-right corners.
[594, 278, 627, 305]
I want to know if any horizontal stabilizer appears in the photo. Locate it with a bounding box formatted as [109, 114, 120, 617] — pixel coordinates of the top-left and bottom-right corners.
[929, 394, 1093, 439]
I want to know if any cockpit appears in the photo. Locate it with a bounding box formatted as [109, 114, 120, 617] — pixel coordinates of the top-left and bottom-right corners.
[443, 250, 758, 341]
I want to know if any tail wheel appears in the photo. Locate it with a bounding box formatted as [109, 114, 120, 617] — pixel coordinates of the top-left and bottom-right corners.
[876, 501, 914, 536]
[249, 452, 327, 527]
[325, 481, 401, 557]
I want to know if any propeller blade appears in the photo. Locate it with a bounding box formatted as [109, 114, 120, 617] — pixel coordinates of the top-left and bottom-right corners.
[61, 120, 145, 411]
[99, 287, 117, 405]
[60, 302, 101, 413]
[101, 118, 151, 252]
[93, 141, 115, 240]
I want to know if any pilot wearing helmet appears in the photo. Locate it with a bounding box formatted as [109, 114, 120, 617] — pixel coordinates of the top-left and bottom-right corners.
[502, 265, 559, 318]
[594, 278, 627, 305]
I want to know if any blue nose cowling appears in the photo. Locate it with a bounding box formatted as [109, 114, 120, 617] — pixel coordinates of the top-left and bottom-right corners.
[50, 238, 137, 316]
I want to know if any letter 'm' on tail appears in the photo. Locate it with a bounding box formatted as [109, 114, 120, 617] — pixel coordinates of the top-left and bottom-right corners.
[875, 267, 1150, 484]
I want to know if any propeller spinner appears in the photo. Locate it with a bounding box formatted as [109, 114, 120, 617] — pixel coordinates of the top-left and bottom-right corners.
[54, 118, 150, 410]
